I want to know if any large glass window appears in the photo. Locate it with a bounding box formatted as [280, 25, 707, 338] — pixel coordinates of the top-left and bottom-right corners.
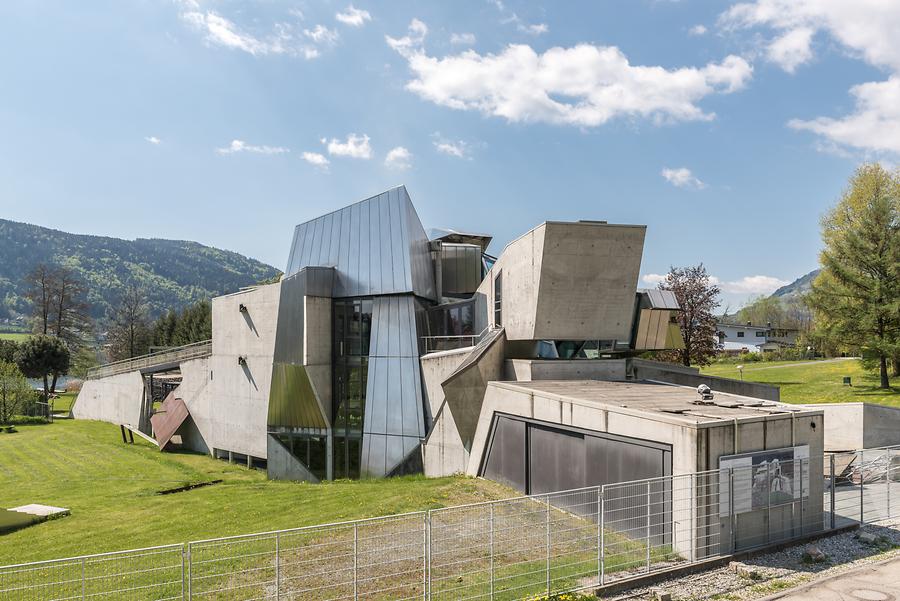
[333, 298, 373, 479]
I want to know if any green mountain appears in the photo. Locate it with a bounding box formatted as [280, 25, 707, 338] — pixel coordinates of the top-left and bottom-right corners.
[0, 219, 280, 324]
[771, 269, 820, 299]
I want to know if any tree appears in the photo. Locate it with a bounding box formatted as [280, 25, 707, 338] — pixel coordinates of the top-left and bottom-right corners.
[808, 164, 900, 389]
[151, 300, 212, 348]
[658, 264, 721, 367]
[24, 263, 92, 348]
[16, 334, 70, 406]
[0, 339, 18, 364]
[108, 283, 152, 360]
[0, 361, 31, 424]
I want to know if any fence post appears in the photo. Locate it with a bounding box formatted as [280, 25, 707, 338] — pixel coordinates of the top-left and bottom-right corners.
[274, 531, 280, 601]
[187, 543, 192, 601]
[489, 503, 494, 600]
[830, 454, 836, 530]
[425, 512, 431, 601]
[81, 557, 86, 601]
[886, 450, 892, 520]
[799, 459, 805, 536]
[599, 487, 605, 586]
[689, 474, 695, 563]
[645, 481, 651, 572]
[860, 450, 865, 525]
[546, 496, 551, 596]
[354, 523, 359, 601]
[181, 545, 186, 601]
[729, 469, 736, 554]
[766, 462, 771, 544]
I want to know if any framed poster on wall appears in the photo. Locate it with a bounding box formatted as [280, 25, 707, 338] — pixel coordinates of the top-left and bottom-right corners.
[718, 445, 810, 516]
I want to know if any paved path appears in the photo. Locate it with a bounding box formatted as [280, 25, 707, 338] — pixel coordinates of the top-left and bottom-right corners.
[734, 357, 857, 373]
[764, 555, 900, 601]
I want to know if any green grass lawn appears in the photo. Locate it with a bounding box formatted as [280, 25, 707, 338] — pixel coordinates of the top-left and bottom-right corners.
[0, 419, 515, 566]
[51, 391, 77, 413]
[0, 332, 29, 342]
[701, 358, 900, 407]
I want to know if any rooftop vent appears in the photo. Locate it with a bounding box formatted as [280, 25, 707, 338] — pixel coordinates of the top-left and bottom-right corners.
[695, 384, 715, 404]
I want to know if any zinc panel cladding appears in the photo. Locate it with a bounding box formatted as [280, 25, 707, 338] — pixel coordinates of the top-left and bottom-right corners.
[361, 295, 427, 477]
[441, 243, 482, 295]
[285, 186, 436, 300]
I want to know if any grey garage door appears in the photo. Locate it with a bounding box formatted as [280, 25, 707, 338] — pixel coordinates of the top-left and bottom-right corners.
[482, 414, 672, 495]
[481, 414, 673, 544]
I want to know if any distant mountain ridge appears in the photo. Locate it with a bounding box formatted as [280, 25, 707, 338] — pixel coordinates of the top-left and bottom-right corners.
[771, 269, 820, 299]
[0, 219, 280, 323]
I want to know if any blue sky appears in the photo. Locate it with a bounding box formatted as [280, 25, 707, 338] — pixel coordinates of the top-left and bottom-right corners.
[1, 1, 898, 309]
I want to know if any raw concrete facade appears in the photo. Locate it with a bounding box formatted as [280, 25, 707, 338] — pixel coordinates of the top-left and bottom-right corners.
[76, 183, 878, 507]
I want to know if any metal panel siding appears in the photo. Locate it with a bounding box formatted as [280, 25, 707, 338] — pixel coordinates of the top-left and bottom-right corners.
[284, 186, 436, 300]
[529, 425, 586, 495]
[483, 417, 527, 492]
[362, 294, 428, 476]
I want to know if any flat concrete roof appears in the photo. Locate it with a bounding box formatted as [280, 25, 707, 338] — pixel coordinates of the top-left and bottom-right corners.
[489, 379, 821, 427]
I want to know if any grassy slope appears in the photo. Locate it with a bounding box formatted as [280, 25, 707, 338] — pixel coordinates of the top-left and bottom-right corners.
[0, 332, 29, 342]
[0, 420, 514, 565]
[701, 359, 900, 407]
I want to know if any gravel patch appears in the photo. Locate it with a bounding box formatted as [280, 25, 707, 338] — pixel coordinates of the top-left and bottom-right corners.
[604, 519, 900, 601]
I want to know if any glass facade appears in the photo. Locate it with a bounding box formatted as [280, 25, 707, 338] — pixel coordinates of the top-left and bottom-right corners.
[272, 433, 328, 481]
[333, 298, 373, 479]
[493, 271, 503, 326]
[427, 299, 475, 336]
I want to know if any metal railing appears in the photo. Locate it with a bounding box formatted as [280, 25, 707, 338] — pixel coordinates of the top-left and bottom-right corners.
[2, 447, 898, 600]
[86, 340, 212, 380]
[422, 327, 493, 354]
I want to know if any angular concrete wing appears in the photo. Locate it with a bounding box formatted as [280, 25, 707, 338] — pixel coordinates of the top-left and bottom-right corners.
[475, 221, 645, 341]
[285, 185, 436, 301]
[442, 327, 506, 451]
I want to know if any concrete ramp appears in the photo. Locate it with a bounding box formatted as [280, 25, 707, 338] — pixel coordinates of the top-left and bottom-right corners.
[150, 392, 191, 451]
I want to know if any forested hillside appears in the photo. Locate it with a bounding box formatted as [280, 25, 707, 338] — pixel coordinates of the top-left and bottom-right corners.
[0, 219, 280, 323]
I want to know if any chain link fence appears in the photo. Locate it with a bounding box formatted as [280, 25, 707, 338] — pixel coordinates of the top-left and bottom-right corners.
[2, 447, 898, 600]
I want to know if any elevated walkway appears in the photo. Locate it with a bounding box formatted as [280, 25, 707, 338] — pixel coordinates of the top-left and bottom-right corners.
[86, 340, 212, 380]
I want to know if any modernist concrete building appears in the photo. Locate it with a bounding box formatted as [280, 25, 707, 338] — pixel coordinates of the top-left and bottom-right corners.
[76, 186, 841, 500]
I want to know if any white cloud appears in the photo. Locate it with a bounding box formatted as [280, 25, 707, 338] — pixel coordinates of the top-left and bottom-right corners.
[491, 0, 548, 36]
[688, 24, 707, 36]
[144, 136, 161, 145]
[215, 139, 289, 155]
[643, 272, 788, 296]
[322, 133, 373, 159]
[789, 76, 900, 155]
[432, 134, 470, 159]
[718, 0, 900, 157]
[387, 20, 752, 128]
[450, 32, 476, 45]
[303, 25, 338, 45]
[642, 274, 667, 285]
[661, 167, 706, 189]
[180, 6, 328, 60]
[520, 22, 548, 35]
[301, 151, 330, 169]
[384, 146, 412, 170]
[385, 18, 428, 58]
[335, 5, 371, 27]
[766, 27, 814, 73]
[720, 275, 790, 295]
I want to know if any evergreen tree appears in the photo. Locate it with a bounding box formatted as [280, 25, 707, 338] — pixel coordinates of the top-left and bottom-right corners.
[16, 334, 70, 405]
[808, 164, 900, 389]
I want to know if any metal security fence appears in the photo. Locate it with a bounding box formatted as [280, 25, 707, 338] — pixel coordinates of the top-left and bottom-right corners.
[2, 447, 899, 600]
[0, 545, 184, 600]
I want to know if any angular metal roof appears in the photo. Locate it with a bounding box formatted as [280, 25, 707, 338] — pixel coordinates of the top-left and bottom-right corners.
[285, 186, 436, 300]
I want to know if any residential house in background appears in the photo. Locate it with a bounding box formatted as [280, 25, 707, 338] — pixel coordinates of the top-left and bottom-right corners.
[716, 321, 799, 353]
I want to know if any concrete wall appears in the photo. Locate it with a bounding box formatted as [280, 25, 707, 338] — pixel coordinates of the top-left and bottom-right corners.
[504, 359, 626, 382]
[800, 403, 900, 451]
[208, 283, 281, 459]
[632, 359, 780, 402]
[173, 356, 211, 454]
[73, 370, 145, 428]
[420, 347, 470, 419]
